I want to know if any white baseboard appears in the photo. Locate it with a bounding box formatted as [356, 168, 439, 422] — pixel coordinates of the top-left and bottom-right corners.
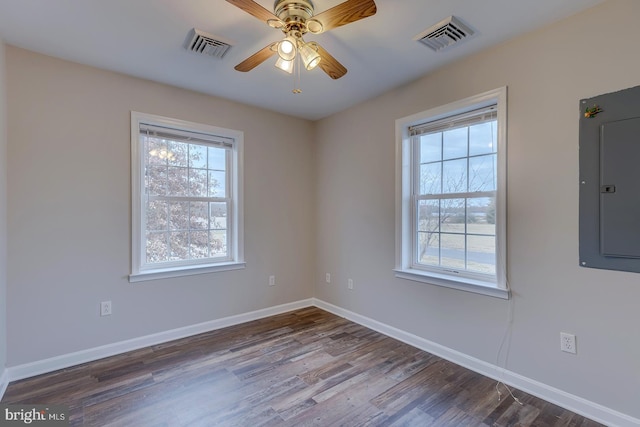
[312, 298, 639, 427]
[4, 297, 638, 427]
[7, 298, 314, 383]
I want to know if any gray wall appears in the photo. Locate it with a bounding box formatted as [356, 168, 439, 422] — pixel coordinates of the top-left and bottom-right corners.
[6, 46, 315, 365]
[314, 0, 639, 419]
[0, 39, 7, 379]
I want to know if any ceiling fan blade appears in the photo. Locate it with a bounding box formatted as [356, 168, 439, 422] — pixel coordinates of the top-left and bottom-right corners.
[312, 0, 377, 33]
[313, 44, 347, 80]
[225, 0, 280, 24]
[234, 43, 277, 72]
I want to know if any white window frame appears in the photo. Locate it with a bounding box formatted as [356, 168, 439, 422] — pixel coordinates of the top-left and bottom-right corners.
[395, 87, 508, 299]
[129, 111, 245, 282]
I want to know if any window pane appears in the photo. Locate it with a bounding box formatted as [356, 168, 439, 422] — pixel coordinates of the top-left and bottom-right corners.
[443, 127, 467, 160]
[469, 154, 496, 192]
[189, 144, 207, 169]
[442, 159, 467, 194]
[143, 142, 230, 263]
[210, 202, 228, 230]
[208, 170, 227, 197]
[419, 163, 441, 195]
[169, 202, 189, 231]
[189, 231, 210, 259]
[469, 121, 497, 156]
[467, 235, 496, 275]
[146, 165, 167, 196]
[420, 133, 441, 163]
[146, 232, 168, 263]
[146, 138, 169, 165]
[418, 232, 439, 266]
[417, 199, 439, 233]
[169, 231, 189, 260]
[189, 168, 208, 197]
[441, 198, 465, 233]
[441, 233, 465, 269]
[147, 200, 168, 232]
[167, 166, 189, 196]
[168, 141, 187, 167]
[210, 230, 227, 257]
[209, 147, 227, 171]
[467, 197, 495, 235]
[189, 201, 209, 230]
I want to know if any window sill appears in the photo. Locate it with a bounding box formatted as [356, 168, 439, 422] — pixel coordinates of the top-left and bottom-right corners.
[394, 268, 509, 299]
[130, 261, 246, 283]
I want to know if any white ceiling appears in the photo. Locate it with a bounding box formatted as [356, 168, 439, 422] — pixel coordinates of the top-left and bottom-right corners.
[0, 0, 604, 120]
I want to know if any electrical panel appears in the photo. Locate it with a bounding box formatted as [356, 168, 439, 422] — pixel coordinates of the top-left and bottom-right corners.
[579, 85, 640, 272]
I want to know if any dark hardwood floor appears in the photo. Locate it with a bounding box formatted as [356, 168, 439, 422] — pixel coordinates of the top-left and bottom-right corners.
[2, 307, 603, 426]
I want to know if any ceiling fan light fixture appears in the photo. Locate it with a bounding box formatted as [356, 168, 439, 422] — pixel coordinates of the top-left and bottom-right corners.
[275, 57, 294, 74]
[227, 0, 376, 82]
[277, 35, 297, 60]
[299, 42, 321, 70]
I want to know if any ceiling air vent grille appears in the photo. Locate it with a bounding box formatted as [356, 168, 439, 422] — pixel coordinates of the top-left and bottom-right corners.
[185, 28, 232, 59]
[414, 16, 474, 52]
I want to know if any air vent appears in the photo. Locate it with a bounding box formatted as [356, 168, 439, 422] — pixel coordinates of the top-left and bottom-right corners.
[185, 28, 233, 59]
[414, 16, 474, 52]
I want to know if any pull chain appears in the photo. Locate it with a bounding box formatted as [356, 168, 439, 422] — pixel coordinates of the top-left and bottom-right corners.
[292, 54, 302, 94]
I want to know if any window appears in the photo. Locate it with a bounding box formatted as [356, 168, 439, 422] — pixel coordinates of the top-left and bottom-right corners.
[395, 88, 508, 298]
[130, 112, 244, 282]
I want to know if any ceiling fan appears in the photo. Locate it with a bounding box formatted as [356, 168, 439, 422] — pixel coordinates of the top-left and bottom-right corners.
[225, 0, 377, 87]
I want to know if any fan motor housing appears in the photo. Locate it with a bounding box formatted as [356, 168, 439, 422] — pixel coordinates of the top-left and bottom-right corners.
[274, 0, 315, 24]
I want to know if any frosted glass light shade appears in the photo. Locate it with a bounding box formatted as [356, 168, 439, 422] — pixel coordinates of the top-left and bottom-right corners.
[275, 57, 294, 74]
[299, 43, 321, 70]
[277, 36, 297, 61]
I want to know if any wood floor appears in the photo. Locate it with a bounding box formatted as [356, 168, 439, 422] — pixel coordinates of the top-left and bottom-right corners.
[2, 307, 603, 426]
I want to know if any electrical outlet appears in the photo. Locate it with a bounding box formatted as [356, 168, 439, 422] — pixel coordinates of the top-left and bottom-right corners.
[348, 279, 353, 290]
[100, 301, 112, 317]
[269, 275, 275, 286]
[560, 332, 576, 354]
[326, 273, 331, 283]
